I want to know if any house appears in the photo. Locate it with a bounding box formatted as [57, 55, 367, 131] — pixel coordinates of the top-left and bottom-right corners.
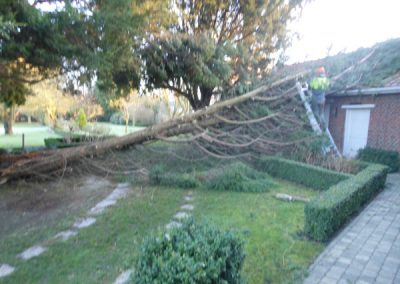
[274, 38, 400, 157]
[326, 78, 400, 157]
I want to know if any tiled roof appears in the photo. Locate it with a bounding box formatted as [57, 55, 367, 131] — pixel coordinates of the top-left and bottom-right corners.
[383, 72, 400, 87]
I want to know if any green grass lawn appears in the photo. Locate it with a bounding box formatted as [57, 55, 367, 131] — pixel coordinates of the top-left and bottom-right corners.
[0, 122, 144, 149]
[0, 178, 324, 284]
[192, 180, 324, 283]
[0, 123, 60, 149]
[0, 186, 185, 284]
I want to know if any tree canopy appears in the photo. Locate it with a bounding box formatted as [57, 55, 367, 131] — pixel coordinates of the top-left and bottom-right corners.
[142, 0, 304, 109]
[1, 0, 304, 134]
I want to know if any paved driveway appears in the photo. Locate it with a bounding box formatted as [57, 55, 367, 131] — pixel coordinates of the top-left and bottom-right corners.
[304, 174, 400, 284]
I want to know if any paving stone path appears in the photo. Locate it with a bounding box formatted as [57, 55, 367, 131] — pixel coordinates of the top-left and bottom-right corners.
[112, 191, 196, 284]
[304, 174, 400, 284]
[165, 191, 194, 230]
[0, 182, 131, 280]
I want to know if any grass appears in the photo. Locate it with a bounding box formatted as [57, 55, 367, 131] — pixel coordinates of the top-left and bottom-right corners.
[0, 186, 185, 284]
[0, 122, 144, 149]
[0, 178, 324, 284]
[191, 179, 324, 283]
[0, 123, 60, 149]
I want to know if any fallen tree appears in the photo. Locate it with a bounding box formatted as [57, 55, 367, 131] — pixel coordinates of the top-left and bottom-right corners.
[0, 72, 311, 184]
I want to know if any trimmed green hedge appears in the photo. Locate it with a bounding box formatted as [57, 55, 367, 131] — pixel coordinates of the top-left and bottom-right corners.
[304, 163, 388, 241]
[256, 156, 351, 191]
[358, 147, 400, 173]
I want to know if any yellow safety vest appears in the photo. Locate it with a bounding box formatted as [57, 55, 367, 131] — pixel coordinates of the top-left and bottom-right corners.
[310, 77, 330, 91]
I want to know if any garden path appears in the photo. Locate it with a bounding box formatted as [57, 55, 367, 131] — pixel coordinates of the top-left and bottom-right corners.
[304, 173, 400, 284]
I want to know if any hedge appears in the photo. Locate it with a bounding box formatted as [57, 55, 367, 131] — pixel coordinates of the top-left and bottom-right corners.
[133, 219, 245, 283]
[304, 163, 388, 241]
[256, 156, 352, 191]
[358, 147, 400, 173]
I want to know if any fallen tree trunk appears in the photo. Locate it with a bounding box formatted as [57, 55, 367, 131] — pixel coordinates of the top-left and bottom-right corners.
[0, 72, 306, 183]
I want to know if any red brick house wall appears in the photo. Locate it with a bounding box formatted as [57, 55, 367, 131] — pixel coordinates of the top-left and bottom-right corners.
[327, 93, 400, 153]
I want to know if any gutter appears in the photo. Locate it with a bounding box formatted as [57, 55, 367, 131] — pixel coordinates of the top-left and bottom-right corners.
[328, 86, 400, 97]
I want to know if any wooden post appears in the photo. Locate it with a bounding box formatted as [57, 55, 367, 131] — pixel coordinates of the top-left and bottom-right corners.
[22, 133, 25, 150]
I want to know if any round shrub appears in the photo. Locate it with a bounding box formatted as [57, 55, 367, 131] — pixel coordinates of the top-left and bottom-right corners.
[109, 112, 124, 125]
[76, 108, 87, 129]
[133, 219, 245, 283]
[149, 164, 199, 189]
[357, 147, 400, 173]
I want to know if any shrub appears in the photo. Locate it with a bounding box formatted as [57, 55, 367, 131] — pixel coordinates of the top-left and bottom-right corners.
[357, 147, 400, 172]
[203, 162, 275, 192]
[76, 108, 87, 129]
[133, 219, 245, 284]
[132, 104, 155, 127]
[149, 165, 199, 189]
[304, 163, 388, 241]
[109, 112, 125, 125]
[256, 156, 351, 191]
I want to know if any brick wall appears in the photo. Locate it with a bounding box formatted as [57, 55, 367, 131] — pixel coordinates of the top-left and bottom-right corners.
[327, 93, 400, 153]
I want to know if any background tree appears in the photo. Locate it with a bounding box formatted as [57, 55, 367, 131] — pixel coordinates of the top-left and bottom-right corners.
[19, 79, 78, 126]
[0, 0, 165, 134]
[0, 0, 89, 134]
[142, 0, 305, 110]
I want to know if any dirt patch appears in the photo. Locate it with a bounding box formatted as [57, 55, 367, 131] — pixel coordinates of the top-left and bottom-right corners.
[0, 175, 115, 240]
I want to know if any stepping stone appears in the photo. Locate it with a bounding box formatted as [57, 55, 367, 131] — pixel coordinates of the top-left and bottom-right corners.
[53, 230, 77, 241]
[73, 217, 96, 229]
[113, 269, 133, 284]
[116, 182, 130, 189]
[180, 204, 194, 211]
[89, 199, 117, 215]
[88, 185, 130, 215]
[166, 221, 182, 230]
[184, 196, 193, 202]
[0, 264, 15, 278]
[18, 245, 47, 260]
[174, 211, 189, 220]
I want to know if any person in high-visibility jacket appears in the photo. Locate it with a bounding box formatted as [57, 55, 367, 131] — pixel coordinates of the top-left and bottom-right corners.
[309, 66, 330, 127]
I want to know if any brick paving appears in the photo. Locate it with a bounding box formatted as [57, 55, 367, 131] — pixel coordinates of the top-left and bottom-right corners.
[304, 174, 400, 284]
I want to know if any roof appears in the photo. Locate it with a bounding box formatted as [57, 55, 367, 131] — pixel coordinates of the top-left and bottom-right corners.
[272, 38, 400, 95]
[328, 86, 400, 97]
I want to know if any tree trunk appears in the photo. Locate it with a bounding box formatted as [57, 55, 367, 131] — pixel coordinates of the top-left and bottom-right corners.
[0, 72, 305, 183]
[3, 105, 15, 135]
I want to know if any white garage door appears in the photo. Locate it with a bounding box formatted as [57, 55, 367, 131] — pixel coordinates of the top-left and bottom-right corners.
[343, 105, 374, 158]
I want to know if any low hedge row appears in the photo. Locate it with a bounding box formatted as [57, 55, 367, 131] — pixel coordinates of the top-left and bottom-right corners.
[304, 163, 388, 241]
[358, 147, 400, 173]
[256, 156, 351, 191]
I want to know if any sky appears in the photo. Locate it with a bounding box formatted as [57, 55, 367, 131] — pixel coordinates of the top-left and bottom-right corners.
[286, 0, 400, 63]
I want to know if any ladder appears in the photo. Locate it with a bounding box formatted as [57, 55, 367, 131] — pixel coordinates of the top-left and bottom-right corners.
[296, 82, 341, 157]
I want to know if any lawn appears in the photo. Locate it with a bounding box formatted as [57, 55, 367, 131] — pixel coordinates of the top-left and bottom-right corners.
[0, 123, 60, 149]
[0, 177, 324, 284]
[0, 122, 144, 149]
[0, 186, 185, 284]
[192, 180, 324, 283]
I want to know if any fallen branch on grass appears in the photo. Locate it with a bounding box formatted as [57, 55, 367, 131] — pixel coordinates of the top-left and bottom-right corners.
[274, 193, 310, 203]
[0, 72, 310, 183]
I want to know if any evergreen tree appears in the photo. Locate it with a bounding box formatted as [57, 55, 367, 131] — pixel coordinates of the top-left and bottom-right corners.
[142, 0, 305, 110]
